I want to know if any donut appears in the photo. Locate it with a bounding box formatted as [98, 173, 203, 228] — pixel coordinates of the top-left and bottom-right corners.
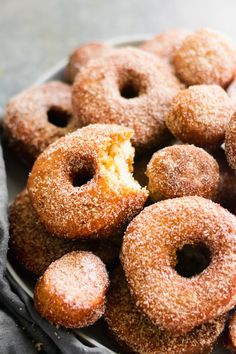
[227, 77, 236, 109]
[213, 149, 236, 211]
[173, 28, 236, 87]
[146, 145, 220, 201]
[165, 85, 234, 149]
[66, 42, 112, 83]
[140, 28, 189, 63]
[226, 112, 236, 170]
[34, 251, 109, 328]
[28, 124, 148, 239]
[3, 81, 80, 164]
[121, 196, 236, 334]
[72, 47, 183, 152]
[226, 312, 236, 352]
[8, 190, 121, 275]
[104, 267, 226, 354]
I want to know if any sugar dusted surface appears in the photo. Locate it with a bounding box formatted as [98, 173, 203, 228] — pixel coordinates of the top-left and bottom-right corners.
[72, 47, 183, 152]
[3, 81, 80, 164]
[146, 144, 220, 200]
[8, 189, 121, 275]
[66, 42, 112, 83]
[166, 84, 234, 149]
[140, 28, 189, 63]
[173, 28, 236, 87]
[28, 124, 148, 239]
[34, 251, 109, 328]
[121, 196, 236, 334]
[225, 112, 236, 171]
[104, 267, 226, 354]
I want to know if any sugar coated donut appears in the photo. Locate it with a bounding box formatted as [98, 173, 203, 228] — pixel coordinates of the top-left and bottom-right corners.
[72, 47, 182, 152]
[104, 268, 226, 354]
[226, 312, 236, 352]
[140, 28, 189, 63]
[121, 196, 236, 334]
[226, 112, 236, 170]
[146, 145, 219, 200]
[227, 77, 236, 109]
[66, 42, 112, 83]
[9, 190, 121, 275]
[173, 28, 236, 87]
[3, 81, 80, 164]
[28, 124, 148, 239]
[34, 251, 109, 328]
[165, 85, 234, 149]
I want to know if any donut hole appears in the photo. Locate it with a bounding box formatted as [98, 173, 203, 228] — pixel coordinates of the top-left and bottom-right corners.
[175, 243, 211, 278]
[120, 80, 140, 99]
[71, 164, 95, 187]
[47, 107, 70, 128]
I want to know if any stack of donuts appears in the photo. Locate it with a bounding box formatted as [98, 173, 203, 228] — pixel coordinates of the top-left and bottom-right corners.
[4, 27, 236, 353]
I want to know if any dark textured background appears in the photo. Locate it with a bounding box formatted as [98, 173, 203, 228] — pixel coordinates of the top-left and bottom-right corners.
[1, 0, 236, 109]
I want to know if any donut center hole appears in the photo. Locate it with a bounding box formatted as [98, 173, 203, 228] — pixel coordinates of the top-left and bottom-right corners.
[47, 107, 70, 128]
[71, 166, 94, 187]
[119, 79, 140, 99]
[175, 244, 211, 278]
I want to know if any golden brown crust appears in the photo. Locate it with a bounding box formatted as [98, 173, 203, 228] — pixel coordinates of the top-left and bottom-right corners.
[66, 42, 112, 83]
[146, 145, 220, 200]
[104, 267, 226, 354]
[226, 312, 236, 352]
[34, 251, 109, 328]
[226, 112, 236, 170]
[166, 85, 234, 149]
[121, 196, 236, 334]
[140, 28, 189, 63]
[28, 124, 148, 239]
[8, 190, 121, 275]
[173, 28, 236, 87]
[72, 47, 182, 152]
[3, 81, 80, 164]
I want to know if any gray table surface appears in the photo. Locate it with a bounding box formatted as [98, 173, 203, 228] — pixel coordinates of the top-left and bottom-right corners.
[1, 0, 236, 110]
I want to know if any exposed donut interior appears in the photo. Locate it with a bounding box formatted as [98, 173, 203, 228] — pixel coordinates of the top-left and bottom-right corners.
[100, 137, 143, 191]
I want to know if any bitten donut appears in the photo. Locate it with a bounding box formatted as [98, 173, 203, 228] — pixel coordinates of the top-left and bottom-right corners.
[9, 190, 121, 275]
[146, 145, 220, 200]
[3, 81, 80, 164]
[226, 112, 236, 170]
[34, 251, 109, 328]
[166, 85, 234, 149]
[173, 28, 236, 87]
[226, 312, 236, 352]
[104, 268, 226, 354]
[66, 42, 112, 83]
[121, 196, 236, 334]
[28, 124, 148, 239]
[72, 47, 182, 152]
[140, 28, 189, 63]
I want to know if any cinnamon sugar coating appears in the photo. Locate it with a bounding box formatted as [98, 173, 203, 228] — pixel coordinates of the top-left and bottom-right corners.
[34, 251, 109, 328]
[226, 312, 236, 352]
[72, 47, 182, 152]
[3, 81, 80, 164]
[140, 28, 189, 63]
[28, 124, 148, 239]
[9, 190, 121, 275]
[121, 196, 236, 334]
[146, 145, 219, 201]
[173, 28, 236, 87]
[226, 112, 236, 170]
[66, 42, 112, 83]
[166, 85, 234, 149]
[104, 268, 226, 354]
